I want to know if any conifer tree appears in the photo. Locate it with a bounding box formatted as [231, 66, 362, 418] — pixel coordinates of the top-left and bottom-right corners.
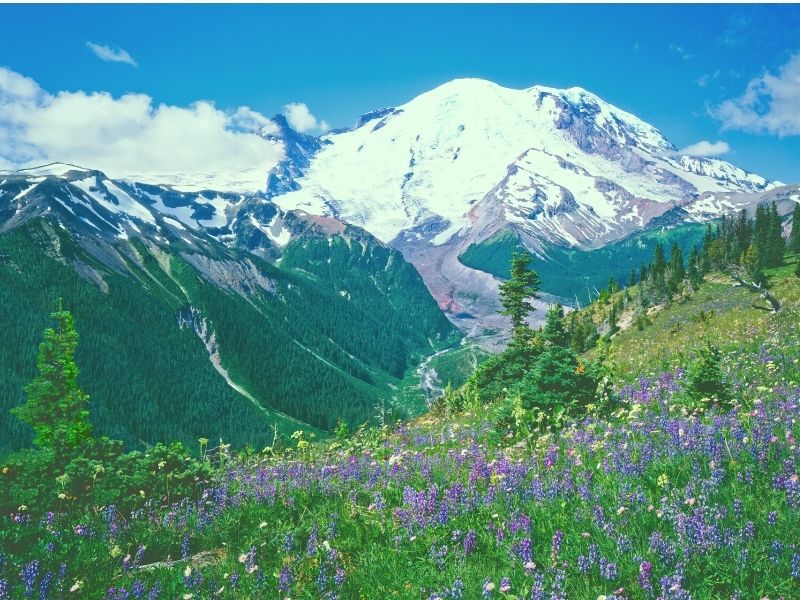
[12, 301, 93, 455]
[687, 247, 703, 290]
[651, 242, 667, 277]
[499, 252, 541, 345]
[541, 304, 569, 347]
[701, 224, 714, 273]
[789, 203, 800, 253]
[667, 242, 685, 293]
[742, 243, 765, 286]
[765, 201, 785, 267]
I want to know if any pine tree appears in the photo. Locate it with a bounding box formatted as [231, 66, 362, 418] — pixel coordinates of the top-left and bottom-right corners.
[667, 242, 685, 294]
[753, 203, 769, 263]
[742, 243, 765, 286]
[12, 301, 93, 454]
[790, 203, 800, 253]
[499, 252, 541, 345]
[701, 224, 714, 273]
[765, 201, 785, 267]
[541, 304, 569, 347]
[628, 268, 636, 289]
[687, 246, 703, 290]
[651, 242, 667, 277]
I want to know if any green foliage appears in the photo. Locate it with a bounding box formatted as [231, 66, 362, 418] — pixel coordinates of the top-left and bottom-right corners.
[0, 438, 211, 515]
[11, 302, 92, 455]
[498, 252, 540, 344]
[507, 345, 596, 413]
[459, 224, 707, 303]
[789, 203, 800, 253]
[682, 343, 732, 408]
[742, 243, 766, 286]
[466, 341, 541, 405]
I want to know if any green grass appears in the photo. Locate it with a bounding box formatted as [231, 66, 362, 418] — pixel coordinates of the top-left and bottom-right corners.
[595, 253, 800, 381]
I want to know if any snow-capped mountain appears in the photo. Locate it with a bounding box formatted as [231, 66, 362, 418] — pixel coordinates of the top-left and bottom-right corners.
[0, 162, 330, 267]
[269, 79, 779, 248]
[3, 80, 797, 338]
[261, 78, 796, 330]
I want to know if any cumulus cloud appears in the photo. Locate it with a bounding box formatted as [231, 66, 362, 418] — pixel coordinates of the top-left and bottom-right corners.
[678, 140, 731, 157]
[86, 42, 138, 67]
[0, 66, 284, 192]
[282, 102, 330, 133]
[710, 51, 800, 137]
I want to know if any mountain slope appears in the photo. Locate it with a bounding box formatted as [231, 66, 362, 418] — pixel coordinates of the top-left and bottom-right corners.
[265, 78, 798, 331]
[0, 167, 458, 453]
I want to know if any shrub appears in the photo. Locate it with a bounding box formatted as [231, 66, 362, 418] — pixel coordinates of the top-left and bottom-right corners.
[683, 342, 732, 408]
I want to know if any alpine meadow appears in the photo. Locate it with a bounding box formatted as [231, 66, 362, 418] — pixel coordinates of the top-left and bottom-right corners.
[2, 3, 800, 599]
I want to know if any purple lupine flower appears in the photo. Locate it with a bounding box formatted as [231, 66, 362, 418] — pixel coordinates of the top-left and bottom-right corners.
[181, 534, 191, 560]
[134, 545, 145, 568]
[551, 530, 564, 558]
[770, 540, 784, 563]
[599, 557, 618, 581]
[792, 553, 800, 579]
[463, 530, 476, 556]
[278, 566, 293, 593]
[530, 573, 545, 600]
[21, 560, 39, 597]
[131, 581, 145, 598]
[38, 571, 53, 600]
[499, 578, 511, 593]
[639, 560, 652, 590]
[0, 580, 8, 600]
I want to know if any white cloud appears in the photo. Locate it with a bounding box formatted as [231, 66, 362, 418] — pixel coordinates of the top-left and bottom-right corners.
[282, 102, 328, 133]
[696, 70, 720, 88]
[711, 52, 800, 137]
[86, 42, 138, 67]
[669, 44, 694, 60]
[0, 66, 284, 192]
[678, 140, 731, 157]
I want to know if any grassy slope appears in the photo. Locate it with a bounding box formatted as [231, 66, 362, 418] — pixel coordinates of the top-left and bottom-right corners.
[589, 253, 800, 381]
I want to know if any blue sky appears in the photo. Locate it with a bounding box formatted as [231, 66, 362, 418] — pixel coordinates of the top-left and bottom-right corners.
[1, 3, 799, 183]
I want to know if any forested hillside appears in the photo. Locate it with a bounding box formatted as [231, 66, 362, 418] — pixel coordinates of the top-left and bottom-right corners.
[0, 217, 458, 454]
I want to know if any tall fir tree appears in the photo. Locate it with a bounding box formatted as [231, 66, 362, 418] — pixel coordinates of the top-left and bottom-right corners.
[541, 304, 569, 347]
[687, 246, 703, 290]
[667, 242, 685, 293]
[790, 203, 800, 253]
[742, 243, 766, 286]
[765, 201, 785, 267]
[499, 252, 541, 345]
[651, 242, 667, 277]
[12, 301, 93, 455]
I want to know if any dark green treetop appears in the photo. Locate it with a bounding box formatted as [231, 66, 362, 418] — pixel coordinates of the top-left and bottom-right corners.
[11, 301, 93, 454]
[499, 252, 541, 345]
